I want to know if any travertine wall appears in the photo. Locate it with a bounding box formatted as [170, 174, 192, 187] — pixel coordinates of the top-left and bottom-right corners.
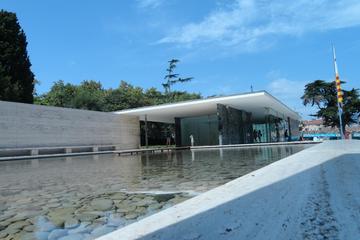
[0, 101, 140, 149]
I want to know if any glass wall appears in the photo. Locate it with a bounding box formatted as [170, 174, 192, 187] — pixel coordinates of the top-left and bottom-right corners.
[180, 115, 219, 146]
[252, 124, 267, 143]
[176, 106, 300, 146]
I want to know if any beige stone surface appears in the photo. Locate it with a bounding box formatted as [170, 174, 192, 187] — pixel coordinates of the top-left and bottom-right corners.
[0, 101, 139, 149]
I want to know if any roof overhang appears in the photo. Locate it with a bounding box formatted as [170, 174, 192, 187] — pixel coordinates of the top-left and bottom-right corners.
[114, 91, 301, 123]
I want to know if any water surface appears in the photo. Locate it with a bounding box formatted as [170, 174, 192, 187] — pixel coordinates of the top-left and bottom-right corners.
[0, 144, 312, 239]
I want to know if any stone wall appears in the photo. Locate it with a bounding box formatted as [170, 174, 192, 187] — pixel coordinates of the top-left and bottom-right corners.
[217, 104, 253, 145]
[0, 101, 140, 149]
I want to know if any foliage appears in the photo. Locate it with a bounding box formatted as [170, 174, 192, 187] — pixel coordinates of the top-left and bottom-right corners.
[301, 79, 360, 132]
[36, 80, 201, 112]
[35, 80, 77, 107]
[0, 10, 35, 103]
[72, 80, 105, 111]
[162, 59, 193, 93]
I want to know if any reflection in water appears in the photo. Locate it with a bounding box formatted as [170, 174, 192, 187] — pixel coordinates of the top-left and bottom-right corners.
[0, 144, 312, 239]
[0, 145, 311, 198]
[138, 145, 311, 192]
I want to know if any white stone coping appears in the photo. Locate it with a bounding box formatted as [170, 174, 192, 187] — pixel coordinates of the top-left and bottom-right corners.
[97, 140, 360, 240]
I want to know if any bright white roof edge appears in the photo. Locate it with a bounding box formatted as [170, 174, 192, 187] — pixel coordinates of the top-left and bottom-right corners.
[114, 91, 301, 123]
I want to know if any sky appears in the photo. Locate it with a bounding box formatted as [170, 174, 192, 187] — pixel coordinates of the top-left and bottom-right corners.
[2, 0, 360, 119]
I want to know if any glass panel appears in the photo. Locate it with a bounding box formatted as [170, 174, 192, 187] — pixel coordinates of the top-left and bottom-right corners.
[180, 115, 219, 146]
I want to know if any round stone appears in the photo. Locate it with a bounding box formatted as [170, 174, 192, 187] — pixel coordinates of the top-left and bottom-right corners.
[7, 220, 30, 230]
[64, 217, 79, 229]
[58, 233, 84, 240]
[48, 229, 68, 240]
[90, 226, 115, 238]
[110, 193, 127, 200]
[90, 199, 113, 211]
[47, 207, 76, 227]
[124, 213, 139, 220]
[23, 224, 35, 232]
[67, 222, 92, 234]
[0, 231, 8, 238]
[135, 206, 147, 214]
[153, 194, 175, 203]
[75, 212, 100, 222]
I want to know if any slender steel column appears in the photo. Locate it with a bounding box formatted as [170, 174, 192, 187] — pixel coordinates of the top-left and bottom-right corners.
[144, 115, 149, 148]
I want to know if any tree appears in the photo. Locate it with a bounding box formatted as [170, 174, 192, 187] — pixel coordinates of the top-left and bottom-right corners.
[0, 10, 35, 103]
[103, 81, 147, 111]
[301, 80, 360, 133]
[35, 80, 77, 107]
[72, 80, 105, 111]
[162, 59, 193, 94]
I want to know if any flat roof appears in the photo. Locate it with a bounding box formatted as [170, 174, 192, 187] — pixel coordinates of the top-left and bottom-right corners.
[115, 91, 301, 123]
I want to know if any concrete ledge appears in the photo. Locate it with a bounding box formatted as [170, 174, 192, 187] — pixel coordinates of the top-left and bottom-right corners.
[0, 145, 120, 161]
[0, 150, 116, 161]
[190, 140, 318, 150]
[0, 142, 318, 161]
[97, 140, 360, 240]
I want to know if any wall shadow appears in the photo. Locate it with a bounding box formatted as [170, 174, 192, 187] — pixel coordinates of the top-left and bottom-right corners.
[135, 153, 360, 240]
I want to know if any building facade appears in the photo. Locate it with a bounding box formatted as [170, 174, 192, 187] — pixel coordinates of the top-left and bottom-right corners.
[116, 91, 301, 147]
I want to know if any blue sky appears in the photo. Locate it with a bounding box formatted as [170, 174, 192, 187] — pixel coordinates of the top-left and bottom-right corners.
[2, 0, 360, 119]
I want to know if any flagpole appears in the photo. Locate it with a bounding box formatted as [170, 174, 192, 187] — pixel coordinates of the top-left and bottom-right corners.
[332, 45, 345, 139]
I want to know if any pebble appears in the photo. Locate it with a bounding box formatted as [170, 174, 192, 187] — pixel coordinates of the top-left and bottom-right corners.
[0, 191, 191, 240]
[67, 222, 92, 234]
[48, 229, 68, 240]
[0, 231, 9, 238]
[35, 231, 50, 240]
[58, 233, 84, 240]
[90, 199, 113, 211]
[76, 212, 100, 222]
[110, 193, 127, 200]
[7, 220, 30, 230]
[23, 224, 35, 232]
[124, 213, 139, 220]
[90, 225, 115, 238]
[153, 194, 175, 202]
[64, 217, 79, 229]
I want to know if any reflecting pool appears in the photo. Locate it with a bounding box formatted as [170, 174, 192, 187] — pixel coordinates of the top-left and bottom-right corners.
[0, 144, 313, 239]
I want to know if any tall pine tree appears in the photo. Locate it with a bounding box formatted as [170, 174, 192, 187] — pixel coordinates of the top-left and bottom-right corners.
[0, 10, 34, 103]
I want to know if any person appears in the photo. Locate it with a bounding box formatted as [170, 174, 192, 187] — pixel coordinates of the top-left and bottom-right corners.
[299, 131, 304, 141]
[275, 126, 280, 142]
[166, 128, 171, 146]
[253, 129, 258, 143]
[189, 134, 194, 146]
[258, 130, 262, 143]
[284, 129, 289, 141]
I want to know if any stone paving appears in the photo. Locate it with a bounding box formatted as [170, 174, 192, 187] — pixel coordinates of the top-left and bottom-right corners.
[0, 191, 190, 240]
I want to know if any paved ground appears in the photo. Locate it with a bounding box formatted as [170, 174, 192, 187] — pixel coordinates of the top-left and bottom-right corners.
[98, 140, 360, 240]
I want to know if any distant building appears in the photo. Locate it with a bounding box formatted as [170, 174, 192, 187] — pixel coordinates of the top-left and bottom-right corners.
[301, 119, 360, 140]
[301, 119, 360, 133]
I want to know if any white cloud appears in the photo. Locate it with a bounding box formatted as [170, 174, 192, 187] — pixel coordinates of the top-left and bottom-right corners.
[136, 0, 164, 9]
[267, 78, 305, 99]
[158, 0, 360, 50]
[266, 78, 317, 119]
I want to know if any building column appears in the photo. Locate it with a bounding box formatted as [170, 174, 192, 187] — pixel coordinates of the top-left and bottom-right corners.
[287, 117, 292, 141]
[175, 118, 182, 147]
[144, 115, 149, 148]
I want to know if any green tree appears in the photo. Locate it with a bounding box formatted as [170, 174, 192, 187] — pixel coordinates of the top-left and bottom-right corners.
[162, 59, 193, 94]
[0, 10, 35, 103]
[301, 80, 360, 133]
[72, 80, 105, 111]
[35, 80, 77, 107]
[103, 81, 147, 111]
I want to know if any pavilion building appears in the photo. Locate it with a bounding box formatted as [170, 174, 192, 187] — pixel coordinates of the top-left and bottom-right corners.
[115, 91, 301, 147]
